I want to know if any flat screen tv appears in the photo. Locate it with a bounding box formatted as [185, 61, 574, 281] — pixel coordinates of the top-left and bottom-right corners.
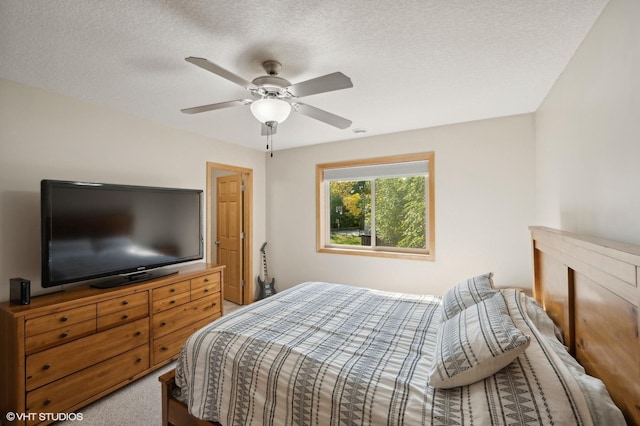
[41, 180, 203, 289]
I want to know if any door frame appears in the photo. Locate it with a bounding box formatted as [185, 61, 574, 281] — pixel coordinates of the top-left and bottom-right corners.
[206, 162, 253, 305]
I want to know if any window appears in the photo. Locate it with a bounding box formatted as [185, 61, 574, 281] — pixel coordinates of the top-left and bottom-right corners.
[316, 153, 434, 260]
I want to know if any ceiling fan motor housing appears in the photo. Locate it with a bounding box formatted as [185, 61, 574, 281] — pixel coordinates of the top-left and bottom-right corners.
[251, 75, 292, 99]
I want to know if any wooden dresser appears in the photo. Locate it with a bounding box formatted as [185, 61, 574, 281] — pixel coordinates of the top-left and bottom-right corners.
[0, 263, 224, 426]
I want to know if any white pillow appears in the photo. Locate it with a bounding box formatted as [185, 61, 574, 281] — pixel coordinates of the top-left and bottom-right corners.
[429, 292, 530, 389]
[441, 272, 495, 321]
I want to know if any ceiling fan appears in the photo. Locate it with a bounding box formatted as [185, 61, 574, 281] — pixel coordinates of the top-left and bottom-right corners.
[181, 57, 353, 136]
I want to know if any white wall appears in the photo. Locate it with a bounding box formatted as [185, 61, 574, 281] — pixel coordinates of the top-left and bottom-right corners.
[0, 78, 266, 302]
[536, 0, 640, 244]
[266, 114, 536, 295]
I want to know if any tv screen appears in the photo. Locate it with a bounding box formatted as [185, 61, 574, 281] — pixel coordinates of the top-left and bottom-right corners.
[41, 180, 203, 288]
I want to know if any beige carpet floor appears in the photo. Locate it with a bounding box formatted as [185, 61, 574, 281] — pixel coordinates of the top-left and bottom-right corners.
[56, 300, 243, 425]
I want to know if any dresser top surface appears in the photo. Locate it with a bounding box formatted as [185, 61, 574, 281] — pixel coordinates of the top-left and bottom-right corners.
[1, 263, 224, 317]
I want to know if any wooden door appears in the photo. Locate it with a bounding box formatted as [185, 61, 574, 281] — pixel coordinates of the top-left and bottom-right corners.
[216, 174, 243, 304]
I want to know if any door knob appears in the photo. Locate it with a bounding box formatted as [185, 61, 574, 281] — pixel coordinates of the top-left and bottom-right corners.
[215, 241, 221, 245]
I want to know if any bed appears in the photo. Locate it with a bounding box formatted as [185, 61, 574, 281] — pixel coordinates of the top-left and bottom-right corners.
[160, 227, 640, 425]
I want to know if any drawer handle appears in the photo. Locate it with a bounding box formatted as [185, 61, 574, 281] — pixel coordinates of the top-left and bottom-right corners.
[122, 314, 129, 320]
[161, 346, 168, 351]
[43, 399, 51, 406]
[135, 331, 142, 336]
[204, 278, 209, 283]
[122, 300, 129, 305]
[60, 316, 69, 322]
[204, 288, 209, 293]
[60, 331, 69, 338]
[160, 321, 167, 327]
[43, 364, 51, 371]
[170, 288, 176, 293]
[170, 300, 176, 304]
[136, 358, 142, 363]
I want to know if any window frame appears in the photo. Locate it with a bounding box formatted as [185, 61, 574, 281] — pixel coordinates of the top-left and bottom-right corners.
[316, 152, 435, 261]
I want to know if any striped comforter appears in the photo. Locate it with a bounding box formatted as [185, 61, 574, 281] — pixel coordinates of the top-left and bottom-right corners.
[175, 282, 594, 425]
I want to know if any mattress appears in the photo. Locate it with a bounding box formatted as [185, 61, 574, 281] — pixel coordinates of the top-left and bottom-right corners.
[175, 281, 624, 425]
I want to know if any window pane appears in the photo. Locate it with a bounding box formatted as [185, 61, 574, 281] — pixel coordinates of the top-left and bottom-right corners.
[329, 180, 371, 246]
[374, 176, 426, 249]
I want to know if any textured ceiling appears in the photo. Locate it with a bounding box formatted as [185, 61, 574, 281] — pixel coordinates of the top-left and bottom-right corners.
[0, 1, 608, 151]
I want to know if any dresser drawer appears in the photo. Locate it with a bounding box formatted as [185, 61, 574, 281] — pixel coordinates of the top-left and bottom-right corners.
[153, 294, 221, 339]
[153, 323, 198, 365]
[25, 319, 96, 355]
[26, 318, 149, 391]
[152, 290, 191, 313]
[26, 344, 149, 417]
[97, 303, 149, 331]
[25, 305, 96, 337]
[153, 315, 219, 364]
[191, 272, 220, 290]
[98, 291, 148, 317]
[191, 281, 220, 301]
[152, 280, 190, 301]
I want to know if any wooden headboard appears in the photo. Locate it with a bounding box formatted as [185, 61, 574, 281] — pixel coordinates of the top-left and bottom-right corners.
[530, 226, 640, 425]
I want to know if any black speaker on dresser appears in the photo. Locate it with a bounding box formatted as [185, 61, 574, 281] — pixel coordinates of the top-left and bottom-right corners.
[10, 277, 30, 305]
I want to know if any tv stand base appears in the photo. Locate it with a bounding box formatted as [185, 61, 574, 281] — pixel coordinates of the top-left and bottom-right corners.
[90, 268, 178, 289]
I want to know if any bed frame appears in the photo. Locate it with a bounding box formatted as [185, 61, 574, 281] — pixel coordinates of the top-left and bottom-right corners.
[159, 226, 640, 425]
[159, 369, 217, 426]
[530, 226, 640, 425]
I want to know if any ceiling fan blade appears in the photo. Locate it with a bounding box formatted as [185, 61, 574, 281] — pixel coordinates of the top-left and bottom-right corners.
[287, 72, 353, 98]
[293, 103, 352, 129]
[181, 99, 251, 114]
[261, 122, 278, 136]
[185, 57, 258, 91]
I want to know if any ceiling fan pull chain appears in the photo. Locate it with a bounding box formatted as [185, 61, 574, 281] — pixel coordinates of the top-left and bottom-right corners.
[266, 125, 271, 150]
[270, 124, 274, 157]
[265, 121, 275, 157]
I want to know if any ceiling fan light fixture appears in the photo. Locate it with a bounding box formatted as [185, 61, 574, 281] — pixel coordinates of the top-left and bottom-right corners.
[250, 98, 292, 124]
